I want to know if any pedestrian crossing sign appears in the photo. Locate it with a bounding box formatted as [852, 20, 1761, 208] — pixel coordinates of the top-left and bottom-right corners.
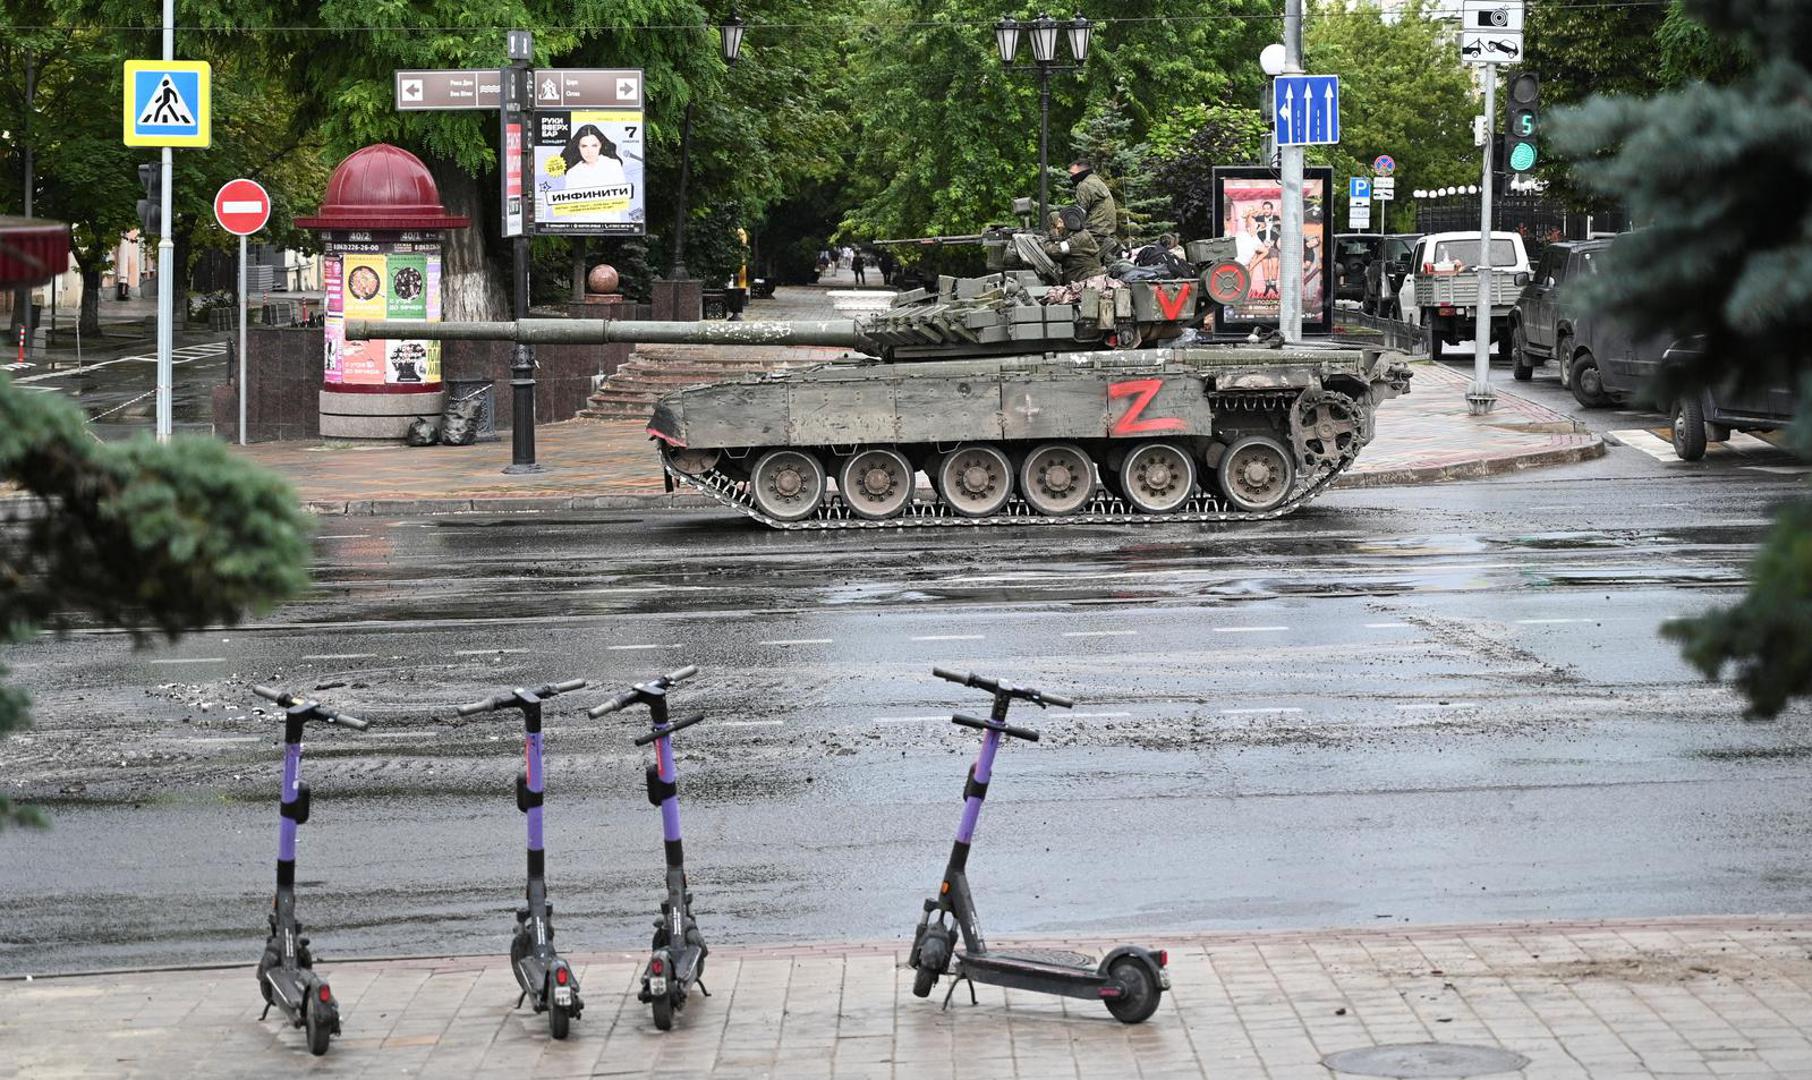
[123, 60, 211, 147]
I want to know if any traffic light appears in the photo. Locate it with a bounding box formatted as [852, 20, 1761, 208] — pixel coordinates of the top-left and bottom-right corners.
[1505, 72, 1539, 175]
[136, 163, 162, 236]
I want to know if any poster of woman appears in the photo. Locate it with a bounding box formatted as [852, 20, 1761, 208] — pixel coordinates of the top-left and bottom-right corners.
[533, 110, 645, 234]
[1210, 166, 1335, 334]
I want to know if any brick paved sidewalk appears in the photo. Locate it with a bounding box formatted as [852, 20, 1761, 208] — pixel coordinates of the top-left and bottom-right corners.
[234, 362, 1600, 516]
[3, 917, 1808, 1079]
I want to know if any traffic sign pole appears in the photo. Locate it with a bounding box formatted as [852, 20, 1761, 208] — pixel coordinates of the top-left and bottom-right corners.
[156, 0, 174, 442]
[1470, 69, 1498, 416]
[213, 179, 272, 445]
[503, 33, 541, 474]
[1279, 0, 1304, 343]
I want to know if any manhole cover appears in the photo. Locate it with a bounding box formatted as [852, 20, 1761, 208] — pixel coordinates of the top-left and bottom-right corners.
[1321, 1042, 1530, 1078]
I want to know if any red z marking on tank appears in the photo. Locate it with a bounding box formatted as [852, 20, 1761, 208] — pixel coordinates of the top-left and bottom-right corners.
[1109, 379, 1186, 436]
[1152, 282, 1193, 321]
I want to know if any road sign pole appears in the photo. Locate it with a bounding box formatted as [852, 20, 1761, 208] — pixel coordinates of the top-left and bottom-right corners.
[504, 38, 540, 474]
[1469, 68, 1498, 416]
[237, 233, 247, 446]
[154, 0, 174, 442]
[1279, 0, 1304, 343]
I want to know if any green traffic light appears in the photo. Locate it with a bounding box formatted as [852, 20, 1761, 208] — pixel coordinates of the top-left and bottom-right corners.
[1509, 143, 1537, 172]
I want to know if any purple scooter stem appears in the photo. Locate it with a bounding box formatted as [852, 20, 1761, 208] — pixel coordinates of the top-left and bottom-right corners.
[954, 730, 1002, 844]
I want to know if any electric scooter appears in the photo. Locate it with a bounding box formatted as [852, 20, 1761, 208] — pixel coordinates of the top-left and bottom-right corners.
[587, 665, 710, 1031]
[455, 678, 589, 1039]
[251, 685, 371, 1056]
[907, 666, 1170, 1024]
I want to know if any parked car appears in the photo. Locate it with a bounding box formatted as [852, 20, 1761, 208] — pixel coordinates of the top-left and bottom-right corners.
[1509, 238, 1613, 393]
[1619, 336, 1797, 461]
[1333, 233, 1381, 303]
[1397, 231, 1531, 364]
[1366, 233, 1419, 318]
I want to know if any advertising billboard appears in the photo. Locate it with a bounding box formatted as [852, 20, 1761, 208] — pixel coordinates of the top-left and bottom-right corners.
[322, 237, 443, 388]
[532, 109, 645, 235]
[1210, 166, 1336, 335]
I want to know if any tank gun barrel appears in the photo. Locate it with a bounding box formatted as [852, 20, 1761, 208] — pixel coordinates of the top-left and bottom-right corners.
[345, 318, 873, 351]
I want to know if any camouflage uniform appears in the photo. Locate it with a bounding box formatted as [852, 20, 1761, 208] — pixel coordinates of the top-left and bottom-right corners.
[1067, 168, 1118, 250]
[1042, 212, 1103, 284]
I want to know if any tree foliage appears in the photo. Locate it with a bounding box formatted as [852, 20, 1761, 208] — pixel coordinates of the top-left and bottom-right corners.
[1304, 0, 1477, 233]
[0, 382, 314, 826]
[1551, 0, 1812, 716]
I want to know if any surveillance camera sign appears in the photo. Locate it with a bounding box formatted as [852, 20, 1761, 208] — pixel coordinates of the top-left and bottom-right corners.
[1460, 0, 1523, 65]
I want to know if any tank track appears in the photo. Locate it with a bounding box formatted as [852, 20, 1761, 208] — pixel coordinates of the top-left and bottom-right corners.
[660, 389, 1366, 531]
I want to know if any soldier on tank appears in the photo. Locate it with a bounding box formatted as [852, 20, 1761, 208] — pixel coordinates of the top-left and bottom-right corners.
[1066, 158, 1118, 253]
[1042, 206, 1102, 284]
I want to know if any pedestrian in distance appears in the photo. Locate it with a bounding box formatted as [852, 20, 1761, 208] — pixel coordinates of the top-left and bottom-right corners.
[853, 250, 867, 285]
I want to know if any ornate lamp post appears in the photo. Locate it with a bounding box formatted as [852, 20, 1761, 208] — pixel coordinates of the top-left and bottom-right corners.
[668, 10, 746, 281]
[994, 12, 1092, 228]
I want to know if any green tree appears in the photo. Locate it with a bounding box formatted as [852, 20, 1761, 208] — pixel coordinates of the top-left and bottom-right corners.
[0, 380, 313, 827]
[1551, 0, 1812, 716]
[1070, 95, 1172, 245]
[1149, 104, 1268, 238]
[1304, 0, 1477, 233]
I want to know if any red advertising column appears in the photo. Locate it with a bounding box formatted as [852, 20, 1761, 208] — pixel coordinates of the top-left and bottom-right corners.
[294, 144, 469, 441]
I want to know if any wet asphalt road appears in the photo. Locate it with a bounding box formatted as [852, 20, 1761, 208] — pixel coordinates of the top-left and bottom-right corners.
[3, 421, 1811, 976]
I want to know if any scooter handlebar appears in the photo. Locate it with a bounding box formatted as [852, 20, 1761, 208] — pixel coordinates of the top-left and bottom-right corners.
[952, 712, 1040, 742]
[456, 695, 507, 716]
[585, 665, 699, 718]
[634, 712, 706, 746]
[456, 678, 588, 717]
[252, 686, 369, 730]
[931, 667, 1073, 709]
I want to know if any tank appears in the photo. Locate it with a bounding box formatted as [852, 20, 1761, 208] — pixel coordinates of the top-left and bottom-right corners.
[347, 261, 1413, 531]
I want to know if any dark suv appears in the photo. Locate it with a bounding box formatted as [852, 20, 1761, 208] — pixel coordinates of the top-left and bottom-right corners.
[1333, 233, 1417, 315]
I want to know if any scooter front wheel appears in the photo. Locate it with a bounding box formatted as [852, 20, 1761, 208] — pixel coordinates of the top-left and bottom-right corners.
[912, 964, 939, 998]
[651, 992, 674, 1031]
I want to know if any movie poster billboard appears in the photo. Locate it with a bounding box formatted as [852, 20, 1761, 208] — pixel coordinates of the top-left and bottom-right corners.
[532, 109, 645, 235]
[1210, 166, 1335, 335]
[321, 236, 443, 388]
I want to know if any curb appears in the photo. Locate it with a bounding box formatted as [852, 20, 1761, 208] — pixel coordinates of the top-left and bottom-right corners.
[1338, 433, 1607, 489]
[305, 492, 718, 516]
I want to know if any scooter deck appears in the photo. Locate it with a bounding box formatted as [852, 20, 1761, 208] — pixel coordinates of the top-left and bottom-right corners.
[955, 948, 1106, 999]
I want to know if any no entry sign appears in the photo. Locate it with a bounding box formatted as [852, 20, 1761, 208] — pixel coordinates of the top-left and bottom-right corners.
[214, 178, 271, 235]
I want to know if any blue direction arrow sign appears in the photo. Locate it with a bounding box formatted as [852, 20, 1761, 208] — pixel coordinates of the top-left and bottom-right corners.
[1273, 75, 1340, 147]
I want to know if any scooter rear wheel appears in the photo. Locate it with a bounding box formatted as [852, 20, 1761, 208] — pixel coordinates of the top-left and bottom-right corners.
[305, 997, 332, 1055]
[549, 995, 571, 1040]
[1103, 957, 1161, 1024]
[651, 992, 674, 1031]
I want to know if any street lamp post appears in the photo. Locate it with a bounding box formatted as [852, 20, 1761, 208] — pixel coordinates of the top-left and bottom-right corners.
[668, 11, 745, 282]
[995, 12, 1092, 228]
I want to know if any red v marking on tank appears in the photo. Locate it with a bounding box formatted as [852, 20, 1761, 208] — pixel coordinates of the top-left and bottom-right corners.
[1109, 379, 1187, 436]
[1152, 282, 1193, 321]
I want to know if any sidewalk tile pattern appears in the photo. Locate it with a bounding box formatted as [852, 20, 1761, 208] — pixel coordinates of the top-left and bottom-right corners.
[2, 917, 1809, 1078]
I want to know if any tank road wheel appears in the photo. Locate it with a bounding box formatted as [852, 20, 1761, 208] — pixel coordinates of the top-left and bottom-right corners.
[1118, 442, 1196, 513]
[750, 450, 827, 522]
[1216, 436, 1296, 513]
[1019, 443, 1097, 516]
[936, 445, 1014, 518]
[839, 448, 915, 520]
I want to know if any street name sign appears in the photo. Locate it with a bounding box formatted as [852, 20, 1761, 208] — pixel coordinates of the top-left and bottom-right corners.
[1273, 75, 1340, 147]
[1460, 0, 1524, 65]
[532, 69, 644, 109]
[394, 69, 504, 110]
[123, 60, 211, 147]
[213, 179, 271, 235]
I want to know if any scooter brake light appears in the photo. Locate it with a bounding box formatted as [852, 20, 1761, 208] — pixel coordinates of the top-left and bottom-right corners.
[651, 958, 664, 975]
[1157, 950, 1168, 968]
[555, 967, 569, 986]
[318, 985, 332, 1003]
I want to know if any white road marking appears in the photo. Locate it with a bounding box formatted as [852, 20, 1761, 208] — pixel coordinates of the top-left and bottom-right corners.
[761, 638, 833, 646]
[911, 634, 985, 641]
[606, 643, 682, 651]
[149, 657, 227, 665]
[1364, 622, 1413, 629]
[1212, 625, 1289, 634]
[1728, 432, 1778, 452]
[363, 730, 441, 740]
[1744, 465, 1812, 476]
[1069, 712, 1132, 719]
[721, 720, 783, 728]
[1221, 707, 1305, 716]
[1394, 702, 1478, 711]
[873, 715, 947, 724]
[302, 653, 379, 661]
[315, 534, 370, 540]
[1515, 617, 1599, 625]
[187, 735, 261, 744]
[10, 341, 227, 384]
[1611, 429, 1681, 463]
[454, 648, 530, 656]
[1062, 630, 1137, 638]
